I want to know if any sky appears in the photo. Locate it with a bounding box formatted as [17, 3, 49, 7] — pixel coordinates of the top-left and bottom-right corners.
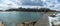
[0, 0, 60, 11]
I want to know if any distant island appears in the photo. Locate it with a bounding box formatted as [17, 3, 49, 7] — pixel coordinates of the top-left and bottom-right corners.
[1, 7, 58, 12]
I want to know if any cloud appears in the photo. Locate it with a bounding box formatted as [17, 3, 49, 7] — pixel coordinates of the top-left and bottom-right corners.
[41, 0, 48, 2]
[42, 0, 60, 11]
[0, 4, 9, 10]
[3, 0, 19, 8]
[0, 0, 60, 11]
[21, 0, 43, 6]
[0, 0, 44, 10]
[0, 0, 21, 10]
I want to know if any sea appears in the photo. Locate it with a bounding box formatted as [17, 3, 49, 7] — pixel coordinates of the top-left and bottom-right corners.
[0, 11, 59, 26]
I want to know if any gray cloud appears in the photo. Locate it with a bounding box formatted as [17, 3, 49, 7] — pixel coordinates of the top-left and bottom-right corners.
[17, 0, 43, 6]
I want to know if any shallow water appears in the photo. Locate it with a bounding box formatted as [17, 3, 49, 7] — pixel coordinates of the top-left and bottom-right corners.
[0, 11, 44, 26]
[0, 11, 60, 26]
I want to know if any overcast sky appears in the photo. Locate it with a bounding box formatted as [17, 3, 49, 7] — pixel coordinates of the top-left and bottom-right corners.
[0, 0, 60, 11]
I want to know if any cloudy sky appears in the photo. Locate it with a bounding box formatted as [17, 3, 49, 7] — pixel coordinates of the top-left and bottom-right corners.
[0, 0, 60, 11]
